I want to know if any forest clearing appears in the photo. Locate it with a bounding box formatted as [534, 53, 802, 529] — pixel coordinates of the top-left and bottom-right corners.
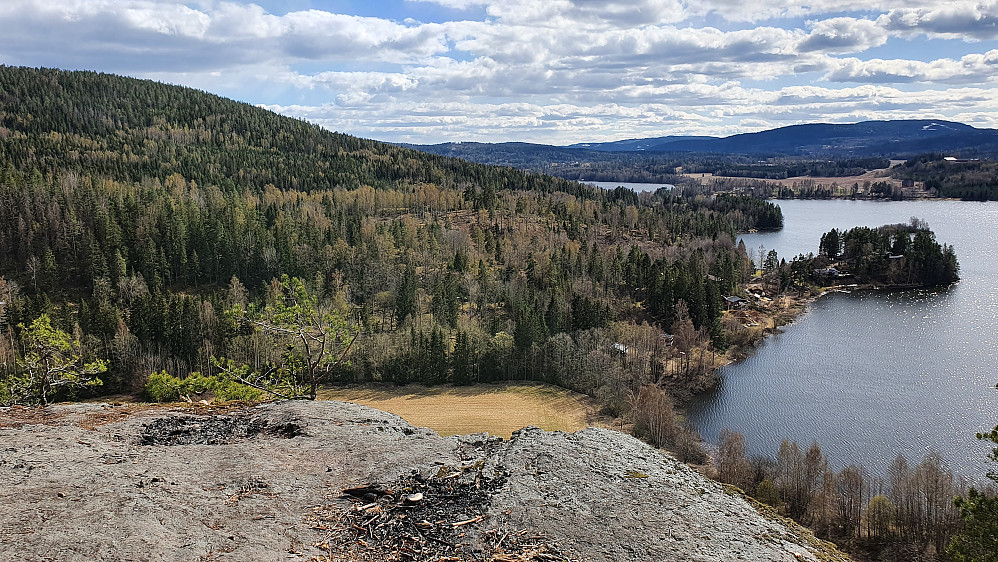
[317, 383, 599, 438]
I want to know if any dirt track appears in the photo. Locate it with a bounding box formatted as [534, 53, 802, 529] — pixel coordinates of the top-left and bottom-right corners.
[0, 401, 849, 561]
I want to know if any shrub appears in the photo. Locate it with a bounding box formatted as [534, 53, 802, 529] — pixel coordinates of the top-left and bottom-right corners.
[213, 379, 263, 401]
[178, 372, 217, 395]
[144, 370, 182, 402]
[632, 383, 707, 463]
[755, 478, 780, 507]
[143, 371, 262, 403]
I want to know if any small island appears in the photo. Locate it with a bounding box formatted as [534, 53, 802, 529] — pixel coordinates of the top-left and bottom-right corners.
[812, 218, 959, 288]
[749, 218, 959, 299]
[718, 218, 959, 364]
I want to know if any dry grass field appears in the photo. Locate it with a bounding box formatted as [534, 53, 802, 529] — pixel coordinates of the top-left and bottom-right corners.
[317, 383, 601, 438]
[687, 169, 900, 188]
[683, 167, 933, 196]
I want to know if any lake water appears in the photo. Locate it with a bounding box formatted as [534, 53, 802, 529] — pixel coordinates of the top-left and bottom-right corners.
[586, 181, 674, 193]
[685, 199, 998, 478]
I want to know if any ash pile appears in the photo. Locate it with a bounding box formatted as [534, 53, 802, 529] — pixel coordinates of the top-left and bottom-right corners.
[139, 412, 306, 445]
[310, 460, 577, 562]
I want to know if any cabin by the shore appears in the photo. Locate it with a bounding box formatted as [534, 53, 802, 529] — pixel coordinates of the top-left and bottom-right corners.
[724, 295, 746, 310]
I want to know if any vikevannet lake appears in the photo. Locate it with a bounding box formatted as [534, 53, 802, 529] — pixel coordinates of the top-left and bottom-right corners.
[685, 199, 998, 478]
[586, 181, 674, 192]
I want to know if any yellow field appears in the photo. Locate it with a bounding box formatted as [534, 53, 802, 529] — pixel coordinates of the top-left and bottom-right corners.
[317, 383, 600, 438]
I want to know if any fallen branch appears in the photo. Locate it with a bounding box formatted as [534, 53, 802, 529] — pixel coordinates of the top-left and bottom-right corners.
[452, 515, 484, 527]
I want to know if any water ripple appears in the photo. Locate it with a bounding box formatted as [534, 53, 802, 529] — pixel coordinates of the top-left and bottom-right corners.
[687, 200, 998, 478]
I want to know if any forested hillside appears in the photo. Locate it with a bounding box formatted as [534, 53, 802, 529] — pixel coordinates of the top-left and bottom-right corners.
[562, 121, 998, 157]
[892, 155, 998, 200]
[1, 67, 991, 562]
[406, 142, 893, 185]
[643, 120, 998, 156]
[0, 66, 783, 425]
[0, 66, 582, 195]
[403, 141, 697, 184]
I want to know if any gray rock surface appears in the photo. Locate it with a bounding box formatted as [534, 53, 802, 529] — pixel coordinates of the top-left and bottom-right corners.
[0, 401, 848, 561]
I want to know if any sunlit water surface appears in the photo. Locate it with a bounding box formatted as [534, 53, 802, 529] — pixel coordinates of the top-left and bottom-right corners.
[685, 199, 998, 477]
[586, 181, 674, 193]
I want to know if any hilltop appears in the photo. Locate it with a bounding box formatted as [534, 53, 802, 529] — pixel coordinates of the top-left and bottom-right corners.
[407, 121, 998, 198]
[0, 65, 580, 196]
[0, 400, 849, 562]
[412, 120, 998, 161]
[0, 66, 849, 562]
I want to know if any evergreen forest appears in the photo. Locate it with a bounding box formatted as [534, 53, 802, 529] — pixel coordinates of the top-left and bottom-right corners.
[0, 66, 993, 562]
[892, 155, 998, 200]
[0, 66, 779, 420]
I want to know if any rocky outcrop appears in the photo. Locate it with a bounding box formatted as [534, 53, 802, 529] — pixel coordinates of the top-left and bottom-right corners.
[0, 401, 848, 561]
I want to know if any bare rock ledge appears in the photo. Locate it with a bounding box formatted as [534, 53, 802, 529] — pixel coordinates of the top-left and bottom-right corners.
[0, 400, 849, 562]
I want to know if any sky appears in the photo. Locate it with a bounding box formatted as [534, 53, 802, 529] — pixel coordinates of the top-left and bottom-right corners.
[1, 1, 997, 145]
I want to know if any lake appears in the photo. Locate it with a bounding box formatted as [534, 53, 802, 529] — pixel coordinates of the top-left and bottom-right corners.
[585, 181, 674, 193]
[685, 199, 998, 478]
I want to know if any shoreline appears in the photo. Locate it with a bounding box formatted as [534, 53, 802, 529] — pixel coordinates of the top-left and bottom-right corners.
[681, 278, 958, 457]
[697, 280, 912, 385]
[679, 282, 851, 470]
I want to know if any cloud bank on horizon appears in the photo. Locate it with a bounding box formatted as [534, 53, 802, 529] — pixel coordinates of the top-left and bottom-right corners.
[0, 0, 996, 144]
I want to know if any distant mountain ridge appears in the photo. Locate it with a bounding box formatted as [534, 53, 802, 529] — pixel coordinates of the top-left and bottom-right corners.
[566, 135, 717, 152]
[411, 120, 998, 159]
[639, 120, 998, 156]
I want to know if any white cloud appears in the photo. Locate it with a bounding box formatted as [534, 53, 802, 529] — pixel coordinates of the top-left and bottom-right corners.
[259, 80, 998, 144]
[407, 0, 489, 9]
[431, 0, 998, 35]
[479, 0, 688, 27]
[878, 2, 998, 40]
[798, 17, 888, 54]
[1, 0, 997, 143]
[412, 0, 944, 25]
[0, 0, 457, 72]
[825, 50, 998, 83]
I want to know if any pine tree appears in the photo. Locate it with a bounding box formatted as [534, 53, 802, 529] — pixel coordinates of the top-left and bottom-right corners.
[451, 330, 474, 386]
[5, 314, 107, 405]
[947, 384, 998, 562]
[394, 265, 417, 327]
